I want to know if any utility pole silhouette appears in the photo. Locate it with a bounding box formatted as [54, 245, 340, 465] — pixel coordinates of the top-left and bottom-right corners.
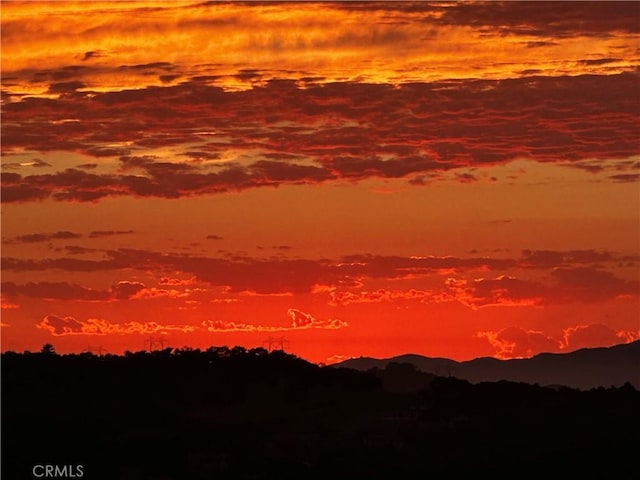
[144, 336, 170, 351]
[84, 345, 107, 356]
[262, 336, 290, 352]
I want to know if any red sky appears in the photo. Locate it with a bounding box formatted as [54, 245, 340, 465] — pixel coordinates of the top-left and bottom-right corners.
[1, 1, 639, 363]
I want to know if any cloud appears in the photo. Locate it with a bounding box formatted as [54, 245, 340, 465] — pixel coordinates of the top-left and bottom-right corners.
[325, 354, 350, 365]
[447, 266, 639, 309]
[0, 161, 334, 203]
[523, 41, 559, 49]
[578, 58, 622, 66]
[37, 315, 197, 336]
[1, 282, 110, 301]
[28, 301, 347, 337]
[2, 73, 638, 202]
[479, 323, 640, 359]
[2, 229, 133, 245]
[329, 288, 432, 306]
[436, 2, 640, 36]
[550, 267, 639, 302]
[408, 175, 430, 186]
[48, 81, 86, 94]
[562, 323, 640, 350]
[331, 2, 640, 36]
[3, 1, 637, 123]
[1, 279, 193, 302]
[477, 327, 561, 359]
[1, 254, 130, 272]
[201, 320, 263, 333]
[287, 308, 347, 330]
[337, 254, 516, 279]
[82, 50, 106, 61]
[109, 281, 189, 300]
[455, 172, 477, 183]
[110, 281, 146, 300]
[201, 309, 348, 333]
[1, 296, 20, 309]
[88, 230, 135, 238]
[129, 287, 189, 300]
[158, 277, 196, 286]
[1, 158, 51, 170]
[609, 173, 640, 183]
[4, 231, 82, 244]
[0, 182, 51, 202]
[249, 160, 335, 183]
[521, 249, 614, 268]
[446, 276, 547, 309]
[63, 246, 97, 255]
[3, 249, 637, 299]
[38, 315, 85, 335]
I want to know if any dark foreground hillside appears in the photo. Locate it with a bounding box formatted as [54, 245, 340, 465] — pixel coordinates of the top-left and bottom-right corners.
[3, 347, 639, 479]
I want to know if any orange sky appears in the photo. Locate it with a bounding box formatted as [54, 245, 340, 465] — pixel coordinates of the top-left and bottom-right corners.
[2, 1, 639, 363]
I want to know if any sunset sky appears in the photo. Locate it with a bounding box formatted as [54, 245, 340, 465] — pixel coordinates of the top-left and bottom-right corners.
[1, 1, 639, 363]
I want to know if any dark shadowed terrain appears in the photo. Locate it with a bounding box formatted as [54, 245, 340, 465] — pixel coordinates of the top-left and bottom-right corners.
[336, 341, 640, 389]
[2, 345, 639, 479]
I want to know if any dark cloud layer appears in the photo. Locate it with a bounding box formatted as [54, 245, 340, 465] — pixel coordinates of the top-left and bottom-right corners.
[338, 2, 640, 36]
[1, 281, 110, 301]
[2, 73, 638, 202]
[436, 1, 640, 37]
[4, 231, 82, 244]
[2, 280, 177, 302]
[3, 230, 134, 244]
[447, 265, 639, 308]
[2, 249, 636, 301]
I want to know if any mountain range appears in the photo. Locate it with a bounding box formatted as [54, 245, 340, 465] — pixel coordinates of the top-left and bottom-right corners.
[334, 340, 640, 390]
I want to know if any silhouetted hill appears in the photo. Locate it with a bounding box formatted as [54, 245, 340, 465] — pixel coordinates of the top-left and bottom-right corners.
[2, 346, 639, 479]
[334, 341, 640, 389]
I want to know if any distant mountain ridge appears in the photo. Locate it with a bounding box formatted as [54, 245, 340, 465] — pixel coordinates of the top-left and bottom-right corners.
[334, 341, 640, 390]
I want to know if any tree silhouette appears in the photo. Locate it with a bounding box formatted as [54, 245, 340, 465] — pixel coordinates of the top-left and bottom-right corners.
[40, 343, 56, 355]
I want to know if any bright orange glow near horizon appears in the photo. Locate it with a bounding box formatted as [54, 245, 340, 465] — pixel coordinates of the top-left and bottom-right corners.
[2, 1, 639, 363]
